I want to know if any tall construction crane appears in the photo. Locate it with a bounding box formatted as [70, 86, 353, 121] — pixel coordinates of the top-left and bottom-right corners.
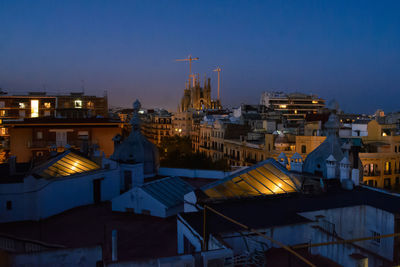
[176, 55, 199, 74]
[213, 67, 221, 100]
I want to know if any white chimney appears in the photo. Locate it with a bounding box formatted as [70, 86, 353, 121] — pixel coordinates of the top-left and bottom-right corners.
[326, 154, 337, 179]
[352, 168, 360, 186]
[340, 156, 351, 181]
[112, 229, 118, 261]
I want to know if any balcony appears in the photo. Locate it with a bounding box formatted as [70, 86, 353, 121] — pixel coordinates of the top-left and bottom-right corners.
[28, 140, 95, 149]
[384, 170, 392, 175]
[363, 170, 381, 177]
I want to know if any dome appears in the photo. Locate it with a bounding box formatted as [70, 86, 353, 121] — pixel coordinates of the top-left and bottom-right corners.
[274, 133, 290, 151]
[111, 100, 159, 176]
[303, 114, 344, 177]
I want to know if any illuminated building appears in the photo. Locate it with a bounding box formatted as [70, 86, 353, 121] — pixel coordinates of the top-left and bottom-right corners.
[3, 117, 123, 163]
[141, 109, 172, 145]
[360, 120, 400, 189]
[260, 91, 325, 122]
[0, 91, 109, 162]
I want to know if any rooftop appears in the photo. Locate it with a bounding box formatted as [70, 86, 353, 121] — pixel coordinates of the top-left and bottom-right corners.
[180, 186, 400, 235]
[0, 203, 177, 262]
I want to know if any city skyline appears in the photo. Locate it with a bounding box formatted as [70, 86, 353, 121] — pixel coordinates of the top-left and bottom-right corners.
[1, 0, 400, 113]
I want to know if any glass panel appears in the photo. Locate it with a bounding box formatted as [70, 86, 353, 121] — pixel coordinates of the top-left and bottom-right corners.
[204, 187, 224, 198]
[223, 180, 247, 197]
[231, 176, 260, 196]
[246, 171, 284, 194]
[262, 164, 298, 188]
[256, 166, 296, 193]
[213, 184, 236, 197]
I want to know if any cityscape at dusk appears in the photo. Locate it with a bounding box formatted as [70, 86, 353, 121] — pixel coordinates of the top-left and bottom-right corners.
[1, 1, 400, 267]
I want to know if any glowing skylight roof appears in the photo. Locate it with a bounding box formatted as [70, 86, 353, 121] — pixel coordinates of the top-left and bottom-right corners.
[36, 151, 100, 178]
[203, 159, 300, 199]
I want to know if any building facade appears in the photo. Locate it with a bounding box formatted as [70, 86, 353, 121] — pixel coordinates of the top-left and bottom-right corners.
[260, 91, 325, 122]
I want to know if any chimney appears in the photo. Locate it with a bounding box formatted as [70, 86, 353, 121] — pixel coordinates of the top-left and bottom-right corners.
[111, 229, 118, 261]
[9, 156, 16, 176]
[326, 155, 337, 179]
[340, 156, 351, 181]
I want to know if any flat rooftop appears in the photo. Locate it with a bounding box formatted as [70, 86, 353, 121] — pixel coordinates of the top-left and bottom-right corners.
[0, 202, 177, 262]
[181, 186, 400, 235]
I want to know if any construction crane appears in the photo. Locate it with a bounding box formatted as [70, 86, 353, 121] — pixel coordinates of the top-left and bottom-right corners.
[176, 55, 199, 74]
[213, 67, 221, 100]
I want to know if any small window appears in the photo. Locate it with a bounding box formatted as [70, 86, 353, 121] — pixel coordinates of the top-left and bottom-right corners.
[301, 145, 307, 154]
[370, 230, 381, 245]
[44, 102, 51, 109]
[37, 131, 43, 139]
[6, 201, 12, 210]
[396, 177, 400, 185]
[19, 102, 26, 109]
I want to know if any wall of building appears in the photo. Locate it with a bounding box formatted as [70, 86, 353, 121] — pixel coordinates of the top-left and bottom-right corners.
[158, 167, 231, 179]
[0, 168, 120, 223]
[10, 246, 102, 267]
[300, 205, 395, 262]
[9, 128, 32, 163]
[91, 127, 122, 157]
[112, 187, 167, 217]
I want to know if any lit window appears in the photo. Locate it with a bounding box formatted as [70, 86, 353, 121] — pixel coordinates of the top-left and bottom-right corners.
[382, 132, 387, 137]
[1, 128, 6, 135]
[31, 100, 39, 118]
[312, 100, 318, 104]
[19, 103, 26, 109]
[279, 105, 287, 108]
[37, 131, 43, 139]
[87, 101, 94, 108]
[44, 102, 51, 109]
[74, 100, 82, 108]
[294, 110, 298, 114]
[0, 110, 5, 117]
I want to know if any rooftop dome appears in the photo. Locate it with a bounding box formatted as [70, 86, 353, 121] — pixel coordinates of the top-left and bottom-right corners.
[303, 113, 344, 177]
[111, 100, 159, 176]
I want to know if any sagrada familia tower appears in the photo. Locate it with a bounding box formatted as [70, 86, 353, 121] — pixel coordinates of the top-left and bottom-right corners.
[177, 56, 222, 112]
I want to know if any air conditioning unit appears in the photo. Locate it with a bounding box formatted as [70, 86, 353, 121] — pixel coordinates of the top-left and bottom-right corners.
[202, 249, 233, 267]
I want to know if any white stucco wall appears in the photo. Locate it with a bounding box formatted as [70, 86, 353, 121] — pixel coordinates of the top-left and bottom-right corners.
[300, 205, 395, 264]
[112, 187, 167, 217]
[0, 169, 120, 223]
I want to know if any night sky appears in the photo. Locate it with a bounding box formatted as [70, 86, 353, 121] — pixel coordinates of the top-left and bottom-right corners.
[1, 1, 399, 113]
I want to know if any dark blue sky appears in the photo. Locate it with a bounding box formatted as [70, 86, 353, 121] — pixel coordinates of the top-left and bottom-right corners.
[1, 1, 399, 113]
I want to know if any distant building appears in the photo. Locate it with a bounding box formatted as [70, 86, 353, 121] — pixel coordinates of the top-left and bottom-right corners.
[141, 109, 172, 145]
[260, 91, 325, 122]
[0, 91, 108, 120]
[179, 75, 221, 112]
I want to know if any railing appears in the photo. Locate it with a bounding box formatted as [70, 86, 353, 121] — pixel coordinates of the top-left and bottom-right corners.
[363, 170, 381, 177]
[27, 140, 96, 148]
